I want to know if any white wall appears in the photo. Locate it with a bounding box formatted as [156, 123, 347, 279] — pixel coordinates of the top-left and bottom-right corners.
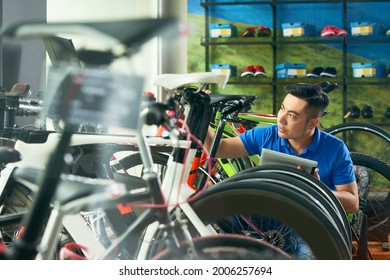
[47, 0, 187, 96]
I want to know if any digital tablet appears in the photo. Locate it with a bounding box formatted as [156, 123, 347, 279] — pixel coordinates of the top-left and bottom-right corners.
[259, 148, 318, 174]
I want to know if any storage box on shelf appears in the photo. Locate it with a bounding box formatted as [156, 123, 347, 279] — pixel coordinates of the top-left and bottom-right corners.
[352, 62, 386, 78]
[276, 63, 306, 78]
[211, 64, 237, 77]
[281, 22, 315, 37]
[350, 22, 387, 36]
[209, 23, 237, 38]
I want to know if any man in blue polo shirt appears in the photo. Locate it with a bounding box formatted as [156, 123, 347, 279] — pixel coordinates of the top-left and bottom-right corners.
[206, 82, 358, 213]
[205, 83, 358, 259]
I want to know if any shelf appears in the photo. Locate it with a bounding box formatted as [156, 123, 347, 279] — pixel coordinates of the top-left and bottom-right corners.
[277, 36, 344, 44]
[201, 0, 390, 119]
[201, 1, 273, 7]
[201, 0, 390, 6]
[274, 77, 343, 85]
[346, 36, 390, 44]
[277, 0, 343, 3]
[202, 36, 390, 46]
[227, 77, 347, 86]
[227, 77, 273, 85]
[200, 0, 354, 6]
[277, 36, 390, 44]
[345, 78, 390, 86]
[201, 37, 273, 46]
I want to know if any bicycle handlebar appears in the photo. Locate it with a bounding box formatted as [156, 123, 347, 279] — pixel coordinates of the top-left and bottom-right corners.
[221, 95, 257, 116]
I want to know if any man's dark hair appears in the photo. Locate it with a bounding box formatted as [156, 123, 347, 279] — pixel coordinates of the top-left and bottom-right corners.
[284, 83, 330, 119]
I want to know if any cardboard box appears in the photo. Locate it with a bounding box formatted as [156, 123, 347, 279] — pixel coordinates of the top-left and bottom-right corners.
[350, 22, 386, 36]
[209, 23, 237, 38]
[211, 64, 237, 77]
[352, 62, 386, 78]
[276, 63, 306, 78]
[282, 23, 315, 37]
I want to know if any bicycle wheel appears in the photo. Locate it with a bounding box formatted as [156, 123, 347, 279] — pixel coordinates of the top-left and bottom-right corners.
[0, 172, 77, 259]
[350, 152, 390, 243]
[114, 150, 252, 189]
[148, 179, 351, 260]
[216, 169, 352, 249]
[112, 151, 170, 179]
[152, 234, 290, 260]
[325, 122, 390, 163]
[238, 165, 351, 239]
[0, 182, 32, 248]
[188, 180, 351, 259]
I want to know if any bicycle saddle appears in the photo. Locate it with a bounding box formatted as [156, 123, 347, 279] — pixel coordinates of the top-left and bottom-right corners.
[153, 72, 229, 90]
[0, 147, 21, 164]
[1, 18, 179, 50]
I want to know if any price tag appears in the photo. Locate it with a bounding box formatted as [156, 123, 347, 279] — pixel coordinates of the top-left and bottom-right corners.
[44, 66, 143, 131]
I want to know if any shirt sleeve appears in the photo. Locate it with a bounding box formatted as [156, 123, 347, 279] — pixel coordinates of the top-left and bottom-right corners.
[331, 142, 356, 186]
[239, 126, 271, 156]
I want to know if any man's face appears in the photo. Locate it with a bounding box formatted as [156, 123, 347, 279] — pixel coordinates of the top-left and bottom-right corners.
[277, 93, 314, 140]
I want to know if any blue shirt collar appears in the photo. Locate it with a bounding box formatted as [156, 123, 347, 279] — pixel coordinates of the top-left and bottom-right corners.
[307, 126, 320, 152]
[280, 126, 320, 153]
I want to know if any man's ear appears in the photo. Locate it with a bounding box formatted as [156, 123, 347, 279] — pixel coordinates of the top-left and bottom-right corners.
[310, 118, 319, 129]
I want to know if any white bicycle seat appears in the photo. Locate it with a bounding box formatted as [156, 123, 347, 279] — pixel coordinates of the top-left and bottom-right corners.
[153, 72, 229, 90]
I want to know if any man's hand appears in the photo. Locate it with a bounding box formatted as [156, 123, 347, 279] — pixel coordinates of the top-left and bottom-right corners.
[297, 165, 320, 181]
[311, 167, 320, 180]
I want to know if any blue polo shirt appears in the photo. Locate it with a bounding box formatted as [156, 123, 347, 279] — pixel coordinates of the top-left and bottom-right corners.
[239, 124, 355, 190]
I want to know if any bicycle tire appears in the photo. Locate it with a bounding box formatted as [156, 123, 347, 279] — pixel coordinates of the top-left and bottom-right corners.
[148, 180, 351, 260]
[152, 234, 290, 260]
[115, 150, 251, 188]
[0, 173, 78, 259]
[216, 169, 351, 249]
[0, 182, 32, 248]
[238, 165, 351, 239]
[350, 152, 390, 242]
[324, 122, 390, 163]
[114, 151, 170, 179]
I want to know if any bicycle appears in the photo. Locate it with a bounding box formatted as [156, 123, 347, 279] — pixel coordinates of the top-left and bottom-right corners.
[348, 152, 390, 259]
[0, 70, 350, 258]
[112, 74, 354, 260]
[115, 80, 390, 259]
[0, 18, 295, 260]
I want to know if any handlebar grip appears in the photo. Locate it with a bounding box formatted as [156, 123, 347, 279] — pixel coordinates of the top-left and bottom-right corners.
[143, 103, 166, 126]
[222, 95, 256, 115]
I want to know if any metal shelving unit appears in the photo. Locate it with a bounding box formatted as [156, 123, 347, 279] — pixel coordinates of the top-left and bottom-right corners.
[200, 0, 390, 125]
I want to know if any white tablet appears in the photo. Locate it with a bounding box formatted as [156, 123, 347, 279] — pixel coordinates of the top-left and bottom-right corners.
[259, 148, 318, 174]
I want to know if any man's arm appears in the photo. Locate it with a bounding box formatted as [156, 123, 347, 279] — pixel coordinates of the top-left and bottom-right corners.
[205, 127, 249, 158]
[334, 181, 359, 214]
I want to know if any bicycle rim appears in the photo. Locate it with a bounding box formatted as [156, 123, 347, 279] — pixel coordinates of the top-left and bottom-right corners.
[217, 170, 351, 250]
[152, 234, 291, 260]
[114, 151, 169, 179]
[350, 152, 390, 243]
[0, 183, 32, 248]
[187, 181, 351, 259]
[238, 165, 351, 240]
[325, 122, 390, 163]
[149, 180, 352, 260]
[0, 174, 75, 259]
